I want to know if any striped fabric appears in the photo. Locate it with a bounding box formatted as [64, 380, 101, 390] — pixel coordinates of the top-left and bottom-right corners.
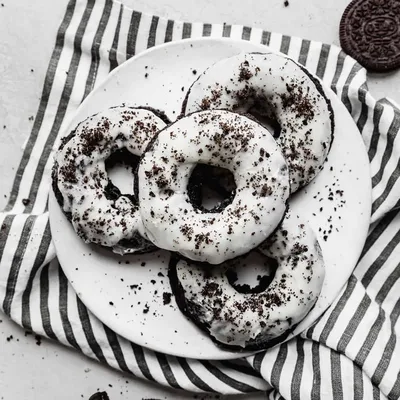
[1, 0, 400, 397]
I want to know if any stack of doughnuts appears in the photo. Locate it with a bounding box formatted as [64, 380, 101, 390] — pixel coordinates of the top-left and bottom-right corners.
[53, 51, 334, 350]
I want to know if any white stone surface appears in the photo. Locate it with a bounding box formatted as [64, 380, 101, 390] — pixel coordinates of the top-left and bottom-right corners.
[0, 0, 399, 398]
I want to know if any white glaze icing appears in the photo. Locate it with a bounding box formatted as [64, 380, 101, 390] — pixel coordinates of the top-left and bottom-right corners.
[173, 208, 325, 348]
[53, 106, 167, 254]
[137, 110, 290, 264]
[184, 52, 334, 193]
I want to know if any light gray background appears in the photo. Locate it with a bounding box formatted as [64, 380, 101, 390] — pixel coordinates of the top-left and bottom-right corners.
[0, 0, 399, 399]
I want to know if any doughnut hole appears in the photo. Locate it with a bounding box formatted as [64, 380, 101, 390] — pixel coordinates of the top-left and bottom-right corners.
[246, 105, 281, 139]
[234, 94, 282, 139]
[104, 148, 138, 203]
[188, 163, 237, 213]
[225, 250, 278, 294]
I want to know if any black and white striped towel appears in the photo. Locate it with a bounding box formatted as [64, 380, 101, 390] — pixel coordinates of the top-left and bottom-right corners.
[1, 0, 400, 397]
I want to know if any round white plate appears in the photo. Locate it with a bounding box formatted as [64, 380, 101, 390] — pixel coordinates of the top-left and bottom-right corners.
[49, 38, 371, 360]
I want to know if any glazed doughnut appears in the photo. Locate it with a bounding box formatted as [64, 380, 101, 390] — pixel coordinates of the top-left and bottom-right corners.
[52, 106, 169, 254]
[136, 110, 290, 264]
[168, 208, 325, 350]
[182, 52, 334, 193]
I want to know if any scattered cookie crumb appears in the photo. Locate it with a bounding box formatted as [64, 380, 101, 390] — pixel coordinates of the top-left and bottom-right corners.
[163, 292, 172, 305]
[35, 335, 42, 346]
[89, 391, 110, 400]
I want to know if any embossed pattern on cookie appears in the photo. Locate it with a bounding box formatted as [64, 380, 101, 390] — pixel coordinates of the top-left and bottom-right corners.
[340, 0, 400, 72]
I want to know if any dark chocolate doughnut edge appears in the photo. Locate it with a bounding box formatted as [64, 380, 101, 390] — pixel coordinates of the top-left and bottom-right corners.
[52, 127, 77, 223]
[116, 105, 172, 125]
[180, 64, 212, 117]
[295, 60, 335, 153]
[168, 253, 296, 352]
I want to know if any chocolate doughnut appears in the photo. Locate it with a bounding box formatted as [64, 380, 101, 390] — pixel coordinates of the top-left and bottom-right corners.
[168, 208, 325, 350]
[182, 52, 334, 193]
[136, 110, 290, 264]
[52, 106, 169, 254]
